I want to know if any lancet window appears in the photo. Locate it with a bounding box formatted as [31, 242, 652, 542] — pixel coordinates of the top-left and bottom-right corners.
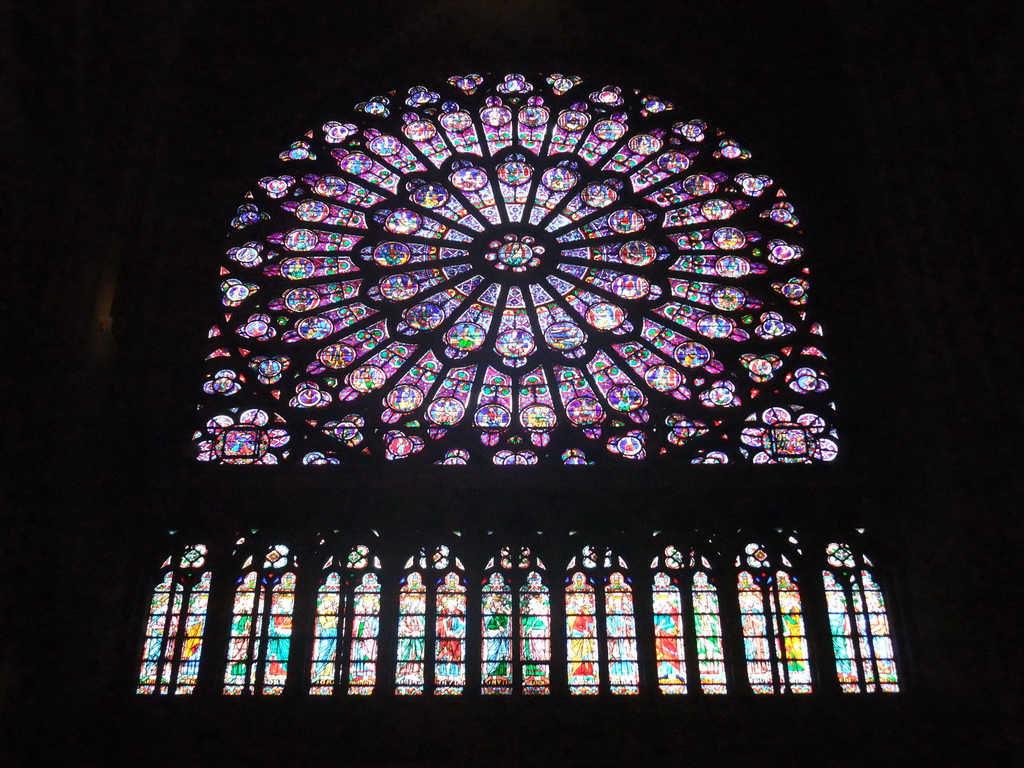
[137, 544, 212, 694]
[224, 543, 296, 694]
[310, 542, 383, 694]
[481, 546, 551, 694]
[736, 536, 812, 693]
[823, 541, 900, 693]
[396, 544, 467, 694]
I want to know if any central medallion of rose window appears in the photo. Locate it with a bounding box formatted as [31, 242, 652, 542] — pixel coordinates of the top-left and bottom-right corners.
[486, 234, 543, 272]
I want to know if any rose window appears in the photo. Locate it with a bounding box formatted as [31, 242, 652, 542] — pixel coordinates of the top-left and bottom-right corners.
[196, 73, 838, 465]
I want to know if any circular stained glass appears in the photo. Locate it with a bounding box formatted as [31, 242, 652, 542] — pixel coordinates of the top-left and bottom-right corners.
[197, 72, 837, 465]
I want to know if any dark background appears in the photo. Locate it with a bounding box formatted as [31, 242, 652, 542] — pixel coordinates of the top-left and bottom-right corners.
[3, 0, 1019, 764]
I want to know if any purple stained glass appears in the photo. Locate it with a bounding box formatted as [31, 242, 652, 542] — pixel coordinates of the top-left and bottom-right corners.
[197, 73, 836, 465]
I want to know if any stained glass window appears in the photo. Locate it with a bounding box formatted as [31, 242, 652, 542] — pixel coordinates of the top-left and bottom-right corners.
[650, 542, 727, 694]
[396, 545, 466, 694]
[651, 571, 687, 693]
[737, 540, 811, 694]
[481, 546, 551, 694]
[565, 571, 599, 694]
[605, 572, 639, 694]
[481, 571, 513, 693]
[692, 571, 728, 693]
[824, 542, 900, 693]
[137, 544, 211, 694]
[195, 72, 837, 466]
[565, 546, 637, 694]
[310, 543, 382, 694]
[224, 544, 296, 695]
[396, 572, 427, 695]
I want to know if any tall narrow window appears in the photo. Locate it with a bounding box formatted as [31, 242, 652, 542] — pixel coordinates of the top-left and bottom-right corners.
[565, 545, 636, 694]
[396, 544, 466, 695]
[737, 541, 811, 693]
[224, 544, 296, 695]
[481, 572, 513, 693]
[692, 571, 727, 693]
[651, 571, 686, 694]
[520, 570, 551, 694]
[138, 544, 211, 694]
[435, 572, 467, 694]
[349, 570, 382, 694]
[481, 546, 551, 694]
[310, 543, 382, 694]
[605, 572, 639, 694]
[824, 542, 900, 692]
[396, 572, 427, 695]
[565, 571, 599, 694]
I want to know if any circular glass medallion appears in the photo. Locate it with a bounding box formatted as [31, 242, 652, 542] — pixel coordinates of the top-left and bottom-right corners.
[520, 404, 557, 429]
[445, 322, 487, 351]
[619, 240, 657, 266]
[427, 397, 465, 426]
[348, 365, 386, 393]
[404, 302, 445, 330]
[607, 385, 646, 412]
[387, 384, 424, 412]
[585, 302, 625, 330]
[495, 329, 535, 358]
[566, 397, 603, 426]
[474, 404, 512, 429]
[543, 322, 585, 351]
[373, 241, 411, 266]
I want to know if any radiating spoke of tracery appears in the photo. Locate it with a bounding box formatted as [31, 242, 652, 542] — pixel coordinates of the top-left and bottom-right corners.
[197, 73, 837, 465]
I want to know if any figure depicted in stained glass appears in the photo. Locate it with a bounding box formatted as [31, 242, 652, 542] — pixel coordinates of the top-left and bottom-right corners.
[692, 571, 728, 693]
[605, 572, 639, 693]
[566, 572, 599, 693]
[309, 544, 382, 695]
[396, 572, 426, 694]
[197, 73, 837, 466]
[651, 571, 686, 693]
[481, 572, 513, 692]
[348, 572, 382, 694]
[434, 572, 467, 694]
[520, 571, 552, 694]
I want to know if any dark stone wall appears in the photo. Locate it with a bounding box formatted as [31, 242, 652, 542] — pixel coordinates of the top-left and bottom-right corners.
[4, 1, 1018, 764]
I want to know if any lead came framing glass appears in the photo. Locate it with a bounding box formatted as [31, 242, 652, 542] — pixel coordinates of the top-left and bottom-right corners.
[605, 572, 639, 694]
[310, 573, 344, 694]
[137, 545, 211, 695]
[434, 572, 467, 694]
[692, 571, 727, 693]
[348, 572, 382, 694]
[520, 571, 551, 694]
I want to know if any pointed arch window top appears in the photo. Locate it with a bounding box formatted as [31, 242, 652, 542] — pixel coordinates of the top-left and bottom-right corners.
[195, 72, 838, 465]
